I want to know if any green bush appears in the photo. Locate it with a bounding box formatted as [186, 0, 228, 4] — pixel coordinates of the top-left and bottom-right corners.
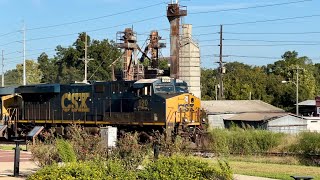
[27, 160, 135, 180]
[111, 132, 151, 170]
[291, 132, 320, 155]
[208, 128, 230, 155]
[56, 139, 77, 163]
[66, 125, 107, 161]
[138, 155, 233, 180]
[208, 128, 284, 155]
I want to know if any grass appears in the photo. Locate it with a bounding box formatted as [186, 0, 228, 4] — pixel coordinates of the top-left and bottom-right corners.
[0, 144, 28, 151]
[229, 155, 300, 165]
[229, 161, 320, 180]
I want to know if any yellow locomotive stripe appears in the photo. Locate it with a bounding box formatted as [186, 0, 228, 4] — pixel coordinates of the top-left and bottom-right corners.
[17, 120, 165, 126]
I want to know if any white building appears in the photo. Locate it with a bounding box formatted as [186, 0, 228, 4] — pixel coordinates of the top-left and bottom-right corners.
[267, 114, 320, 134]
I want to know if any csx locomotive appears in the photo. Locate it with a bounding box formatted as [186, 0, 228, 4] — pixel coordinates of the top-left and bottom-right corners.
[0, 77, 201, 139]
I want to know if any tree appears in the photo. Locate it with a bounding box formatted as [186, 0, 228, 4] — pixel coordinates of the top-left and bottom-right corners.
[38, 52, 58, 83]
[4, 69, 20, 86]
[38, 33, 122, 84]
[16, 60, 42, 85]
[201, 68, 217, 100]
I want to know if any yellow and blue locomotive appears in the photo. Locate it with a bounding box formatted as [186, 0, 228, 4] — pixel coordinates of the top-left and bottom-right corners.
[0, 77, 201, 139]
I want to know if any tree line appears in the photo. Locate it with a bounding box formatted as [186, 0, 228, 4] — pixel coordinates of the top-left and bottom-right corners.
[202, 51, 319, 111]
[3, 33, 319, 110]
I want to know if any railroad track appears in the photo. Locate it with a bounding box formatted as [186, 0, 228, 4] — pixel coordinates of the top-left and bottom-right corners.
[188, 148, 320, 158]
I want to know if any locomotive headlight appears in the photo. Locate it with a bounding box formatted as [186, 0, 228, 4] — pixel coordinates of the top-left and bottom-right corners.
[183, 117, 188, 123]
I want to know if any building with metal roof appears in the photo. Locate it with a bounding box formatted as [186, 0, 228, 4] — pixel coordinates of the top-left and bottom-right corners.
[202, 100, 285, 115]
[267, 114, 320, 134]
[201, 100, 285, 129]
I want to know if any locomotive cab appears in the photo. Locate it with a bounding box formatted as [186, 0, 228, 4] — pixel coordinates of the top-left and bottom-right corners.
[132, 77, 201, 137]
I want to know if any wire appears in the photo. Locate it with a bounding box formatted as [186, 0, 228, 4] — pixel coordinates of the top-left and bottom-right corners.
[224, 31, 320, 35]
[27, 15, 165, 42]
[189, 0, 312, 15]
[0, 41, 20, 47]
[223, 38, 320, 43]
[26, 2, 166, 31]
[202, 54, 281, 59]
[201, 43, 320, 47]
[194, 14, 320, 28]
[0, 30, 20, 39]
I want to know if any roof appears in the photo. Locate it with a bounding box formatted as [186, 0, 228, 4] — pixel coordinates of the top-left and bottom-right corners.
[202, 100, 285, 114]
[225, 112, 288, 121]
[297, 100, 315, 106]
[134, 79, 158, 84]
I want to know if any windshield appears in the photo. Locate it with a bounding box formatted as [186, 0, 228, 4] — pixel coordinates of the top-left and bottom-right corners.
[175, 85, 188, 93]
[154, 84, 174, 93]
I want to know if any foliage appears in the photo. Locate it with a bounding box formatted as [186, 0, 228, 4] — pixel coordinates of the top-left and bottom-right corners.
[207, 127, 284, 155]
[56, 139, 77, 163]
[138, 155, 233, 180]
[16, 60, 42, 84]
[66, 125, 106, 161]
[27, 160, 134, 180]
[295, 132, 320, 155]
[201, 51, 318, 112]
[111, 132, 151, 170]
[29, 129, 59, 167]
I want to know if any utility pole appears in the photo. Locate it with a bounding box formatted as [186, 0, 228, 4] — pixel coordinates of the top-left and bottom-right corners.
[281, 65, 303, 116]
[218, 24, 224, 100]
[1, 50, 4, 87]
[79, 33, 93, 83]
[295, 66, 304, 116]
[23, 23, 26, 85]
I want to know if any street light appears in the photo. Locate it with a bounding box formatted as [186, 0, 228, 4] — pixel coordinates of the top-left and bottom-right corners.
[282, 66, 303, 116]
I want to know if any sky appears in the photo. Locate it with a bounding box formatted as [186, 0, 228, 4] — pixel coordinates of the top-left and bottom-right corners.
[0, 0, 319, 71]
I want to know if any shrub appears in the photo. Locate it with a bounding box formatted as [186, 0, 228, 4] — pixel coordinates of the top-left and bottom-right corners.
[207, 128, 230, 155]
[294, 132, 320, 155]
[66, 125, 107, 161]
[111, 132, 151, 170]
[56, 139, 77, 163]
[29, 142, 59, 167]
[27, 160, 135, 180]
[138, 155, 233, 180]
[29, 129, 60, 167]
[207, 128, 284, 155]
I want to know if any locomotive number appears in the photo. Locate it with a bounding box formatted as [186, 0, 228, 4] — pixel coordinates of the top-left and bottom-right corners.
[61, 93, 90, 112]
[138, 99, 149, 110]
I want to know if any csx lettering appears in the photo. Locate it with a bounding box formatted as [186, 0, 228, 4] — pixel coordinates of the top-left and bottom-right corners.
[61, 93, 90, 112]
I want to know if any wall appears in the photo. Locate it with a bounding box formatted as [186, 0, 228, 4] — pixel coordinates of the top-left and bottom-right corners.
[306, 120, 320, 132]
[179, 24, 201, 99]
[267, 115, 307, 134]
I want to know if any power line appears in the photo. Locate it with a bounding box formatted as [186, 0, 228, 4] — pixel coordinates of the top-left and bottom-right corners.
[202, 54, 281, 59]
[0, 15, 165, 46]
[26, 2, 166, 31]
[189, 0, 312, 15]
[223, 38, 320, 43]
[194, 14, 320, 28]
[27, 15, 164, 42]
[0, 30, 20, 39]
[201, 43, 320, 47]
[224, 31, 320, 35]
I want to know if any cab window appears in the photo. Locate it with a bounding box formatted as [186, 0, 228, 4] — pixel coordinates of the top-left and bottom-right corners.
[136, 85, 152, 96]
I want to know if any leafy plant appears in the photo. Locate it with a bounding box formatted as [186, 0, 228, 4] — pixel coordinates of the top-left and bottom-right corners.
[138, 155, 233, 180]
